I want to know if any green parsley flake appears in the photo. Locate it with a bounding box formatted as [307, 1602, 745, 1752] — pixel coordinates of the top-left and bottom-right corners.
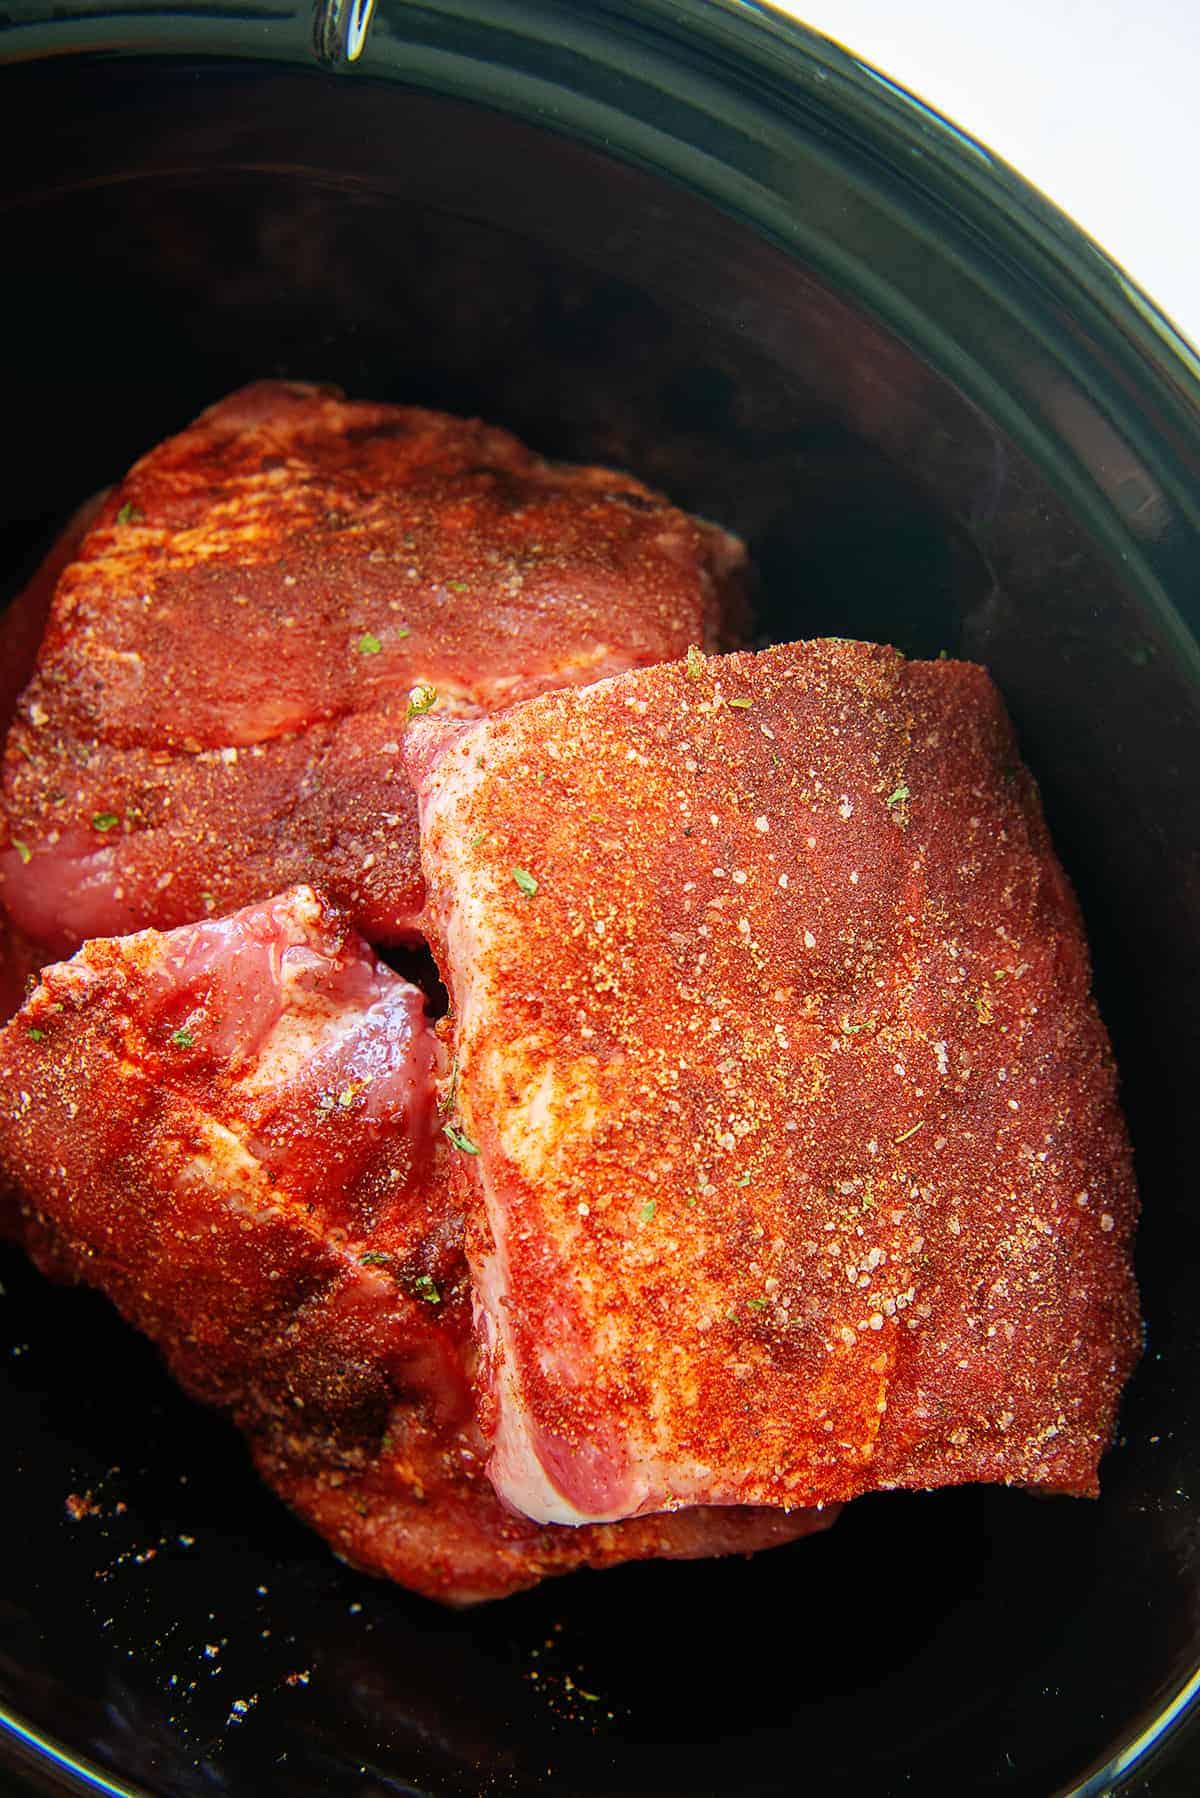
[170, 1027, 194, 1049]
[639, 1200, 657, 1224]
[358, 632, 382, 656]
[685, 644, 706, 682]
[359, 1250, 393, 1270]
[513, 867, 538, 897]
[27, 1026, 45, 1043]
[885, 784, 910, 809]
[395, 625, 411, 639]
[443, 1123, 480, 1155]
[92, 812, 120, 833]
[727, 696, 753, 710]
[447, 580, 469, 593]
[405, 682, 438, 721]
[12, 839, 31, 865]
[115, 502, 142, 526]
[413, 1274, 441, 1305]
[469, 830, 487, 850]
[735, 1172, 752, 1187]
[747, 1297, 767, 1312]
[577, 1690, 602, 1703]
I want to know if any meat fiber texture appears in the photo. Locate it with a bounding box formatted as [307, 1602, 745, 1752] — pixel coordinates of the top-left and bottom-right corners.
[412, 639, 1141, 1526]
[0, 888, 828, 1603]
[0, 381, 746, 957]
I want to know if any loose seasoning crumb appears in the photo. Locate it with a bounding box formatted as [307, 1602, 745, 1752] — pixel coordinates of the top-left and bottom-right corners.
[65, 1491, 101, 1521]
[405, 682, 438, 720]
[685, 644, 706, 682]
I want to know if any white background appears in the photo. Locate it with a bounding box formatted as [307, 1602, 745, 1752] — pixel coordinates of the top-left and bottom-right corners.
[775, 0, 1200, 350]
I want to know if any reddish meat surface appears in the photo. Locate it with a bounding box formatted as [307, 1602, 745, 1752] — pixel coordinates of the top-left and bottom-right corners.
[1, 492, 109, 1021]
[413, 639, 1141, 1525]
[0, 496, 107, 1224]
[0, 886, 830, 1603]
[0, 492, 108, 737]
[0, 382, 746, 955]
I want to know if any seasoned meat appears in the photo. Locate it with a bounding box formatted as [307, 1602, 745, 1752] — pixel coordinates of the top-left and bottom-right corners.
[0, 491, 108, 741]
[1, 492, 110, 1022]
[0, 382, 746, 955]
[0, 496, 107, 1228]
[0, 886, 830, 1603]
[411, 638, 1141, 1525]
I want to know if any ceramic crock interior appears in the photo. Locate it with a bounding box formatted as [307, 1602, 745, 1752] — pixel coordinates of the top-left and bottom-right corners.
[1, 37, 1199, 1798]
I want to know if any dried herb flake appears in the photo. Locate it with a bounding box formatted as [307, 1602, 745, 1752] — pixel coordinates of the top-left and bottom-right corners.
[358, 632, 382, 656]
[513, 867, 538, 897]
[443, 1123, 480, 1155]
[92, 812, 120, 833]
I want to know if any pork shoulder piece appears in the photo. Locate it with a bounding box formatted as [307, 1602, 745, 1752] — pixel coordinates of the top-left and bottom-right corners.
[0, 381, 746, 955]
[0, 491, 108, 737]
[0, 495, 107, 1224]
[412, 638, 1142, 1526]
[0, 886, 830, 1602]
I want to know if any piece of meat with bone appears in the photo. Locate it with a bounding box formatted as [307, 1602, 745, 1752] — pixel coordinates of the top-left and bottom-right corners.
[0, 885, 831, 1603]
[412, 637, 1141, 1526]
[0, 381, 746, 956]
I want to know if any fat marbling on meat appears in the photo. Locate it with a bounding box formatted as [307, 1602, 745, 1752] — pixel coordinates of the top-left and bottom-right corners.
[411, 638, 1141, 1526]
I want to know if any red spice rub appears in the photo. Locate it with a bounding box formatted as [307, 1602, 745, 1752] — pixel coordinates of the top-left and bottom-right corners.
[0, 885, 827, 1602]
[0, 381, 745, 955]
[413, 638, 1141, 1523]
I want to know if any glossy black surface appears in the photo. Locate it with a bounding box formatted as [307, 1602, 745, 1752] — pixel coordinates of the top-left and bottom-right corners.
[1, 7, 1199, 1794]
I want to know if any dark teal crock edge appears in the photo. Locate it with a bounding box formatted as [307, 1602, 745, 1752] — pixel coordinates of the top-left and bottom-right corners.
[1, 2, 1198, 1794]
